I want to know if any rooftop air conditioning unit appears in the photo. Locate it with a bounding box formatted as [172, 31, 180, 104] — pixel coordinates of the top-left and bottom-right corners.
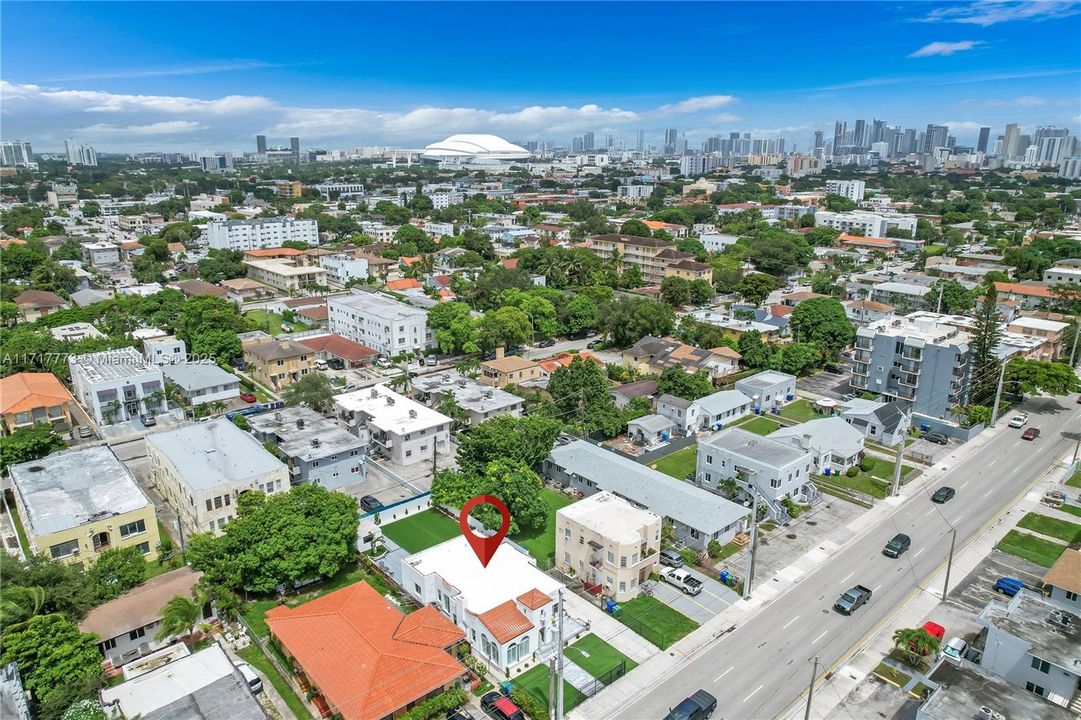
[311, 438, 321, 447]
[409, 409, 417, 418]
[386, 397, 395, 405]
[296, 419, 305, 429]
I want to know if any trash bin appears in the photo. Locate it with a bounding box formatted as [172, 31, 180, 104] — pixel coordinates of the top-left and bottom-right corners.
[500, 681, 513, 696]
[606, 599, 617, 614]
[720, 570, 731, 584]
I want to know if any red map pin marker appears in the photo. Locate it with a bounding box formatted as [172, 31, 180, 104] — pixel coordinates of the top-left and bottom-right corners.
[459, 495, 511, 568]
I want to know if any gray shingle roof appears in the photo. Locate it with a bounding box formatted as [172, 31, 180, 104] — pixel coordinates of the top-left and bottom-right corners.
[699, 427, 810, 468]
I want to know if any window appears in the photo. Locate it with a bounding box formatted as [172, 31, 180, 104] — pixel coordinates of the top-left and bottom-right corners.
[1030, 657, 1050, 674]
[135, 542, 150, 554]
[225, 495, 230, 506]
[564, 552, 571, 563]
[214, 496, 223, 509]
[706, 455, 713, 464]
[620, 556, 627, 567]
[1066, 590, 1079, 602]
[1025, 682, 1045, 697]
[129, 627, 146, 641]
[49, 539, 80, 559]
[619, 582, 626, 593]
[770, 477, 781, 488]
[205, 499, 213, 512]
[607, 551, 614, 564]
[119, 519, 146, 538]
[102, 638, 117, 650]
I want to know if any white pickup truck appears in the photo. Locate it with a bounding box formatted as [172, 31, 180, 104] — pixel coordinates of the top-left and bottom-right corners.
[660, 566, 703, 596]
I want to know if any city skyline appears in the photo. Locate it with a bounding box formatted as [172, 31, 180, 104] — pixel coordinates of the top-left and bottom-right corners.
[2, 1, 1080, 153]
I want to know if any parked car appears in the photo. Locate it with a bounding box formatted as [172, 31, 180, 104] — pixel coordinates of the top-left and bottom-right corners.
[234, 661, 262, 694]
[882, 533, 911, 558]
[447, 708, 476, 720]
[537, 338, 556, 348]
[425, 355, 438, 366]
[1008, 414, 1029, 428]
[941, 636, 968, 663]
[342, 384, 358, 393]
[239, 392, 257, 403]
[931, 486, 956, 504]
[1022, 427, 1040, 441]
[589, 341, 605, 350]
[315, 358, 328, 370]
[660, 567, 703, 596]
[77, 425, 93, 439]
[834, 584, 872, 614]
[376, 358, 392, 368]
[480, 692, 524, 720]
[917, 621, 945, 647]
[327, 358, 345, 370]
[823, 363, 846, 375]
[659, 548, 685, 568]
[993, 577, 1024, 597]
[140, 414, 157, 427]
[922, 431, 948, 445]
[280, 323, 293, 333]
[664, 690, 717, 720]
[360, 495, 382, 512]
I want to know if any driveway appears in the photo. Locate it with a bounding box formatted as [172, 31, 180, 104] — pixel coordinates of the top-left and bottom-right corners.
[796, 368, 853, 400]
[945, 548, 1048, 615]
[650, 568, 739, 625]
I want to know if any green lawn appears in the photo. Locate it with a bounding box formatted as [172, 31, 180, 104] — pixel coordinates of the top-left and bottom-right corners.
[863, 459, 916, 483]
[651, 445, 698, 480]
[6, 504, 31, 556]
[739, 416, 783, 436]
[1016, 512, 1081, 544]
[1066, 471, 1081, 489]
[514, 664, 584, 710]
[381, 509, 461, 554]
[818, 472, 889, 499]
[512, 488, 574, 563]
[873, 662, 911, 689]
[995, 530, 1068, 568]
[713, 541, 743, 561]
[617, 594, 699, 650]
[244, 309, 288, 335]
[1056, 504, 1081, 519]
[236, 644, 314, 720]
[778, 399, 821, 424]
[565, 634, 638, 678]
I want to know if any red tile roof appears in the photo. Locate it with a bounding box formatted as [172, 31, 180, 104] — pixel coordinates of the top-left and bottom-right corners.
[516, 589, 552, 610]
[298, 305, 329, 321]
[299, 334, 379, 362]
[840, 234, 896, 248]
[244, 247, 305, 258]
[501, 258, 519, 269]
[0, 373, 73, 415]
[265, 582, 464, 720]
[994, 281, 1053, 298]
[769, 305, 794, 317]
[476, 600, 533, 644]
[386, 278, 421, 291]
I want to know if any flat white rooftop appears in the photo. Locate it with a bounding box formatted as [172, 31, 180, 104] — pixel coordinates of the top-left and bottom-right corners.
[335, 384, 450, 434]
[557, 492, 658, 545]
[405, 536, 561, 615]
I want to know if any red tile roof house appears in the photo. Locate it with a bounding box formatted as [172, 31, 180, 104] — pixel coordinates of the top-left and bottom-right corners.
[299, 334, 379, 367]
[265, 581, 467, 720]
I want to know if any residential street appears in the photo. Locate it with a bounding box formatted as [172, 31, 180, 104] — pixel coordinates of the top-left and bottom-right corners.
[600, 394, 1081, 720]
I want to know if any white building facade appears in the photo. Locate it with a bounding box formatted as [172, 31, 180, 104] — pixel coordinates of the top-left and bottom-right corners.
[205, 217, 319, 251]
[327, 291, 433, 357]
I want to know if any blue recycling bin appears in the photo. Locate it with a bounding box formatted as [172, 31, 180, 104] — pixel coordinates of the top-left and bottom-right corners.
[606, 599, 618, 614]
[824, 467, 832, 476]
[771, 406, 780, 414]
[720, 570, 730, 584]
[920, 423, 931, 432]
[500, 681, 513, 696]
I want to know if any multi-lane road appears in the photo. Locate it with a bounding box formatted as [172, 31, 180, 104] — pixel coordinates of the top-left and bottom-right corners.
[611, 394, 1081, 720]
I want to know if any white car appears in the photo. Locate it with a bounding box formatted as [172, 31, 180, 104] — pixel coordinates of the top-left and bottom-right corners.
[941, 637, 967, 663]
[1008, 414, 1029, 428]
[234, 661, 263, 694]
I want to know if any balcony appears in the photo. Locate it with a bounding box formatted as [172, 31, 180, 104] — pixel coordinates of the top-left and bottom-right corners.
[851, 363, 869, 377]
[853, 350, 871, 363]
[898, 373, 919, 388]
[894, 358, 921, 374]
[899, 350, 923, 362]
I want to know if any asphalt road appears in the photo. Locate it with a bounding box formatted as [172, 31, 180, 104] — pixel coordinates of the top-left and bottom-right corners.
[613, 394, 1081, 720]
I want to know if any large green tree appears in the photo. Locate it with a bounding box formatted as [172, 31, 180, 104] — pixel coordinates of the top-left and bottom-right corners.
[455, 414, 562, 474]
[789, 297, 855, 358]
[476, 306, 532, 350]
[432, 460, 548, 535]
[598, 297, 674, 347]
[619, 219, 652, 237]
[0, 424, 67, 472]
[769, 342, 821, 376]
[660, 276, 692, 306]
[737, 273, 776, 306]
[428, 301, 479, 354]
[657, 367, 715, 400]
[89, 547, 147, 602]
[737, 331, 771, 369]
[968, 289, 1003, 406]
[283, 372, 337, 413]
[1007, 357, 1081, 396]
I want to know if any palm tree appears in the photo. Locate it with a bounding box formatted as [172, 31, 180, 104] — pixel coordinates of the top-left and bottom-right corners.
[210, 400, 227, 416]
[156, 593, 204, 642]
[892, 627, 940, 667]
[455, 359, 480, 378]
[387, 371, 412, 393]
[0, 585, 45, 632]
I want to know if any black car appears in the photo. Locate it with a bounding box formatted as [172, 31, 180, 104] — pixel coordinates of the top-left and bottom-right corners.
[537, 338, 556, 348]
[922, 431, 948, 445]
[360, 495, 382, 512]
[823, 363, 846, 374]
[932, 486, 956, 504]
[446, 708, 476, 720]
[883, 533, 911, 558]
[665, 690, 717, 720]
[327, 358, 345, 370]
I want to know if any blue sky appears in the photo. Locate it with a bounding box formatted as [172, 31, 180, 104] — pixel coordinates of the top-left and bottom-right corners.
[2, 1, 1079, 152]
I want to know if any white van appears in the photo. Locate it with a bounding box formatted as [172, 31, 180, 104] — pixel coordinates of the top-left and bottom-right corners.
[234, 661, 262, 694]
[315, 358, 328, 370]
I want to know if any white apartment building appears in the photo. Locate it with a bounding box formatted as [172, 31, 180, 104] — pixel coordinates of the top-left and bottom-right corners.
[81, 241, 120, 267]
[327, 291, 433, 357]
[146, 418, 288, 535]
[205, 217, 319, 251]
[358, 221, 398, 243]
[824, 179, 866, 202]
[556, 492, 661, 602]
[143, 336, 186, 365]
[423, 221, 456, 237]
[334, 385, 451, 466]
[700, 233, 740, 252]
[68, 348, 166, 425]
[617, 185, 654, 199]
[319, 253, 369, 286]
[1043, 265, 1081, 285]
[813, 210, 917, 239]
[242, 258, 327, 291]
[429, 191, 465, 210]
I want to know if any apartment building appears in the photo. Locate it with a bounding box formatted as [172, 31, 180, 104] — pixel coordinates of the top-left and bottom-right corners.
[248, 406, 367, 489]
[142, 335, 186, 365]
[849, 314, 972, 417]
[9, 445, 159, 565]
[147, 418, 288, 535]
[479, 356, 543, 387]
[813, 210, 916, 239]
[68, 347, 166, 425]
[81, 241, 120, 267]
[205, 217, 318, 251]
[0, 372, 74, 434]
[334, 385, 451, 466]
[161, 362, 241, 406]
[327, 291, 432, 357]
[242, 339, 315, 390]
[1005, 316, 1070, 361]
[242, 258, 327, 291]
[588, 234, 699, 285]
[319, 253, 369, 285]
[1043, 265, 1081, 285]
[556, 492, 661, 602]
[412, 372, 524, 426]
[824, 179, 866, 202]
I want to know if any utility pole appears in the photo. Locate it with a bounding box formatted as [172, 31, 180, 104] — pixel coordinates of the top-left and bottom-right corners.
[743, 487, 760, 599]
[936, 283, 944, 314]
[548, 657, 558, 720]
[890, 418, 907, 496]
[1069, 318, 1079, 367]
[943, 528, 957, 600]
[804, 656, 820, 720]
[989, 361, 1007, 427]
[556, 588, 565, 720]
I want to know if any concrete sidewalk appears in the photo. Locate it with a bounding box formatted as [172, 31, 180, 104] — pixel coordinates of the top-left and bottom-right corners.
[572, 418, 1021, 720]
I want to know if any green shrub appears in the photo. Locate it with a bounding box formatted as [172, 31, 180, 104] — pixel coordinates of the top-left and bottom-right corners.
[860, 457, 875, 472]
[846, 466, 860, 478]
[707, 539, 723, 559]
[398, 688, 468, 720]
[511, 687, 548, 720]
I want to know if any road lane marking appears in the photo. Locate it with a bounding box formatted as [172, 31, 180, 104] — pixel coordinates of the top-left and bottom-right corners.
[873, 584, 882, 593]
[782, 615, 799, 630]
[925, 508, 935, 517]
[959, 481, 969, 489]
[914, 548, 925, 558]
[742, 684, 763, 703]
[812, 630, 829, 644]
[714, 666, 734, 682]
[841, 571, 854, 584]
[954, 516, 963, 525]
[985, 489, 994, 497]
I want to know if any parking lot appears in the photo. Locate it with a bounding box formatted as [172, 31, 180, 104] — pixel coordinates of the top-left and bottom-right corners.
[796, 367, 853, 401]
[944, 548, 1047, 615]
[650, 567, 740, 624]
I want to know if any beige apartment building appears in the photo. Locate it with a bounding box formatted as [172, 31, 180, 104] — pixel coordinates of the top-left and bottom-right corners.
[242, 258, 327, 291]
[556, 491, 661, 602]
[243, 338, 316, 390]
[479, 356, 542, 387]
[588, 234, 699, 285]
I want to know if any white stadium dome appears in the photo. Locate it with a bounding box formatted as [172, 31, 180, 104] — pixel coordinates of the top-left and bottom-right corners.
[420, 134, 531, 162]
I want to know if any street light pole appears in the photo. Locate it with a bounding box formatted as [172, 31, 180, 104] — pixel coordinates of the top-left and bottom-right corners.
[943, 528, 957, 600]
[556, 588, 565, 720]
[744, 488, 760, 599]
[989, 361, 1007, 428]
[890, 420, 907, 496]
[804, 656, 819, 720]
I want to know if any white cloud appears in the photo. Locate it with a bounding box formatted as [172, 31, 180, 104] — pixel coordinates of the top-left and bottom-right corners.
[711, 113, 743, 123]
[75, 121, 208, 136]
[749, 124, 813, 136]
[0, 81, 274, 115]
[39, 60, 284, 82]
[909, 40, 984, 57]
[917, 1, 1080, 26]
[939, 120, 990, 131]
[654, 95, 738, 116]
